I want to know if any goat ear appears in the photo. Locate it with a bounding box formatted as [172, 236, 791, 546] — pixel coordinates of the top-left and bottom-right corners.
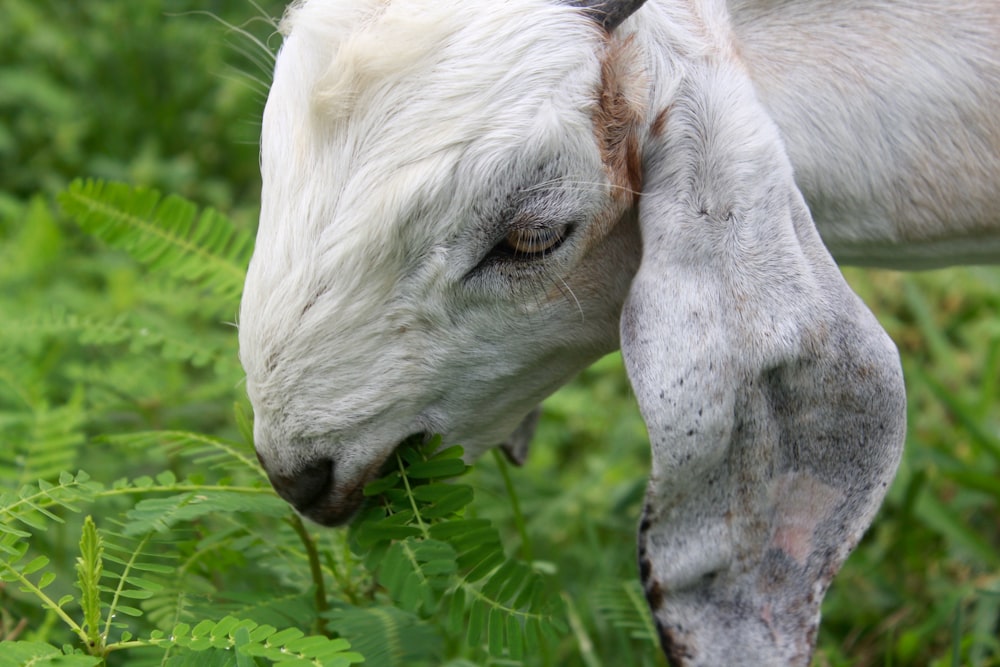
[499, 406, 540, 466]
[620, 90, 907, 664]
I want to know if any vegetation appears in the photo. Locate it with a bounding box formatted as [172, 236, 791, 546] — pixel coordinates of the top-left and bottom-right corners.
[1, 2, 997, 665]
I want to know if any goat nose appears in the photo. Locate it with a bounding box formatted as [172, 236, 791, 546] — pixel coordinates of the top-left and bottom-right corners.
[263, 456, 335, 514]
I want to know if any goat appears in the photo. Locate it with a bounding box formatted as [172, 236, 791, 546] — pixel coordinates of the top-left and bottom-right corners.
[238, 0, 1000, 664]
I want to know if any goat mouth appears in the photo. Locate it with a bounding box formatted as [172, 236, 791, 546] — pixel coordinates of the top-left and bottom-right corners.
[298, 485, 366, 527]
[298, 432, 429, 527]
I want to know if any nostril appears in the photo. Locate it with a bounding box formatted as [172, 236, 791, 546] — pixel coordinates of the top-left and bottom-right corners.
[265, 457, 335, 513]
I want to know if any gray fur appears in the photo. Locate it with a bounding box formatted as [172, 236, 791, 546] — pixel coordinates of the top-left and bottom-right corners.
[500, 406, 540, 465]
[622, 60, 907, 665]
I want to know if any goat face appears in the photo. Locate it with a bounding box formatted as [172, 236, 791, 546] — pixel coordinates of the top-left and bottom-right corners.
[241, 0, 909, 663]
[239, 0, 643, 525]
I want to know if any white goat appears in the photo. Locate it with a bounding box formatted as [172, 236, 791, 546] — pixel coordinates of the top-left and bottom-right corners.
[238, 0, 1000, 664]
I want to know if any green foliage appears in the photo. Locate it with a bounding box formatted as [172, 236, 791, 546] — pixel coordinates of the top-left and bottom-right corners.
[815, 268, 1000, 667]
[76, 516, 104, 650]
[59, 179, 253, 303]
[1, 178, 577, 666]
[351, 438, 565, 661]
[1, 3, 998, 666]
[152, 616, 363, 666]
[0, 0, 279, 213]
[593, 580, 660, 646]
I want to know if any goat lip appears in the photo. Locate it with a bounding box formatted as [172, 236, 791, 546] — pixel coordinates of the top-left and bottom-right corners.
[298, 484, 366, 527]
[305, 462, 391, 527]
[296, 433, 430, 527]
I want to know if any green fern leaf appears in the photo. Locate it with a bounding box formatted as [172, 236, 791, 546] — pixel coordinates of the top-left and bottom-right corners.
[164, 649, 239, 667]
[380, 537, 456, 615]
[157, 616, 364, 666]
[0, 642, 101, 667]
[58, 179, 252, 301]
[209, 590, 317, 629]
[123, 489, 290, 536]
[593, 580, 661, 644]
[0, 471, 101, 534]
[76, 516, 105, 650]
[101, 430, 265, 481]
[1, 309, 233, 372]
[354, 439, 566, 660]
[0, 390, 86, 488]
[324, 605, 442, 667]
[99, 530, 172, 636]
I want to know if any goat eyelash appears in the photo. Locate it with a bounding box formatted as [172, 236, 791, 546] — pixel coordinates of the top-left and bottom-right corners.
[523, 178, 639, 198]
[462, 223, 574, 291]
[493, 224, 571, 259]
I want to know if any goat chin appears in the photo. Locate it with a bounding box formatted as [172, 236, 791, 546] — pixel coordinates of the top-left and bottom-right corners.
[239, 0, 999, 664]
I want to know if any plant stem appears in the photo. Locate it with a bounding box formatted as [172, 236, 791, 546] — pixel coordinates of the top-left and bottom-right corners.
[491, 449, 533, 562]
[103, 532, 152, 642]
[563, 592, 603, 667]
[0, 563, 89, 649]
[288, 514, 330, 636]
[398, 452, 428, 537]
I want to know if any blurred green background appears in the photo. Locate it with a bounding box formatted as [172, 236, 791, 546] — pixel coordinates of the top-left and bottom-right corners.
[1, 1, 998, 665]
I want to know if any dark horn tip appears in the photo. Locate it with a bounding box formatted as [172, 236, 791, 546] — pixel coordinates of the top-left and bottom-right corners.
[566, 0, 649, 32]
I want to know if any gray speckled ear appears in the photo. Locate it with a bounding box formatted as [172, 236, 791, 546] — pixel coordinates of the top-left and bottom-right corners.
[566, 0, 648, 32]
[621, 69, 907, 665]
[500, 406, 540, 466]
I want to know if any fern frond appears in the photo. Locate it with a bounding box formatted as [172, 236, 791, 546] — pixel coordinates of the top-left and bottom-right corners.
[593, 579, 660, 645]
[0, 641, 101, 666]
[2, 309, 232, 371]
[211, 590, 318, 630]
[99, 530, 171, 631]
[121, 487, 288, 537]
[0, 471, 102, 536]
[58, 179, 252, 302]
[161, 648, 241, 667]
[2, 310, 131, 350]
[379, 537, 456, 615]
[353, 438, 565, 660]
[324, 605, 443, 667]
[139, 533, 213, 632]
[139, 516, 323, 632]
[76, 516, 105, 651]
[138, 616, 365, 666]
[100, 430, 265, 481]
[0, 390, 86, 487]
[0, 535, 86, 650]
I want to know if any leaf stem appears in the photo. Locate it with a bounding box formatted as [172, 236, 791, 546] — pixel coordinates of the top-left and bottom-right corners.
[563, 592, 602, 667]
[97, 484, 275, 498]
[102, 532, 153, 641]
[288, 514, 330, 636]
[0, 562, 88, 647]
[398, 452, 429, 537]
[491, 449, 533, 562]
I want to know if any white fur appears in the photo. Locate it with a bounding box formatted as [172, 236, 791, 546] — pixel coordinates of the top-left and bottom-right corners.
[242, 0, 623, 485]
[239, 0, 998, 663]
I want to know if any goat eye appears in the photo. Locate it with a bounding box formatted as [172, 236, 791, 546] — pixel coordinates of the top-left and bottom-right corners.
[497, 224, 569, 258]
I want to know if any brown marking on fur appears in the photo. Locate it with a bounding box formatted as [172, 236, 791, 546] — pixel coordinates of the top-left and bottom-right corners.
[660, 622, 697, 665]
[651, 105, 671, 138]
[541, 34, 647, 304]
[593, 35, 646, 202]
[644, 575, 664, 610]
